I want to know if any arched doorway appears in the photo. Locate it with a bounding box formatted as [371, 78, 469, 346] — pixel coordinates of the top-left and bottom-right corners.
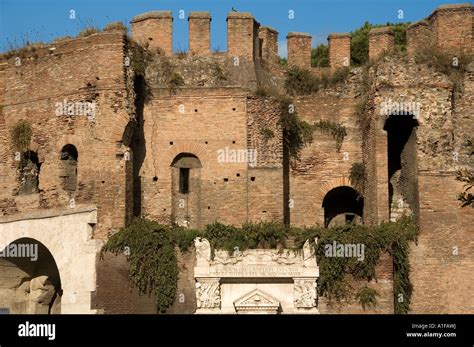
[0, 238, 62, 314]
[322, 186, 363, 227]
[383, 114, 419, 221]
[171, 153, 202, 228]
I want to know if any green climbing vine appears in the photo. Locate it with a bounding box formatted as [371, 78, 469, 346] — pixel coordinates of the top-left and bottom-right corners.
[349, 162, 366, 196]
[312, 120, 347, 152]
[356, 285, 379, 310]
[10, 119, 32, 152]
[278, 98, 314, 161]
[292, 216, 418, 313]
[103, 216, 418, 313]
[102, 218, 178, 313]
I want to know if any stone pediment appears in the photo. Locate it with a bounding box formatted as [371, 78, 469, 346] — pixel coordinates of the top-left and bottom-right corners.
[233, 289, 280, 314]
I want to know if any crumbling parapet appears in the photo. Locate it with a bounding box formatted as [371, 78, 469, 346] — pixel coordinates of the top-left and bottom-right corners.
[328, 33, 351, 69]
[428, 3, 473, 56]
[130, 11, 173, 54]
[227, 12, 260, 61]
[406, 20, 433, 57]
[368, 27, 394, 61]
[287, 32, 312, 69]
[259, 26, 279, 63]
[189, 12, 211, 55]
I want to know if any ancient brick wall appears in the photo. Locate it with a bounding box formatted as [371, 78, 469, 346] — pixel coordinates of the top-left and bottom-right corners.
[406, 21, 434, 57]
[92, 252, 157, 314]
[227, 12, 260, 61]
[287, 32, 312, 69]
[246, 97, 284, 223]
[369, 28, 394, 61]
[406, 3, 473, 57]
[1, 4, 473, 315]
[0, 31, 132, 239]
[289, 92, 363, 226]
[131, 11, 173, 54]
[259, 26, 278, 63]
[410, 174, 474, 313]
[318, 252, 394, 314]
[369, 55, 474, 312]
[189, 12, 211, 55]
[328, 34, 351, 69]
[166, 248, 197, 314]
[429, 4, 473, 56]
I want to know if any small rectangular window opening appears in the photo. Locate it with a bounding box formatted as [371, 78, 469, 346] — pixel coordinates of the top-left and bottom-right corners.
[179, 168, 190, 194]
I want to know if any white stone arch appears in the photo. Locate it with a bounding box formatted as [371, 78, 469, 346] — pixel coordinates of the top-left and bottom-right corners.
[0, 207, 102, 313]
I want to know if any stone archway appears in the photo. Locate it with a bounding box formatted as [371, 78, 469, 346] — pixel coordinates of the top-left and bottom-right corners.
[322, 186, 363, 227]
[0, 238, 62, 314]
[0, 207, 102, 313]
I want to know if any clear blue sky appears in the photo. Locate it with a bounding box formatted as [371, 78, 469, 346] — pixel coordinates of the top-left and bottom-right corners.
[0, 0, 469, 56]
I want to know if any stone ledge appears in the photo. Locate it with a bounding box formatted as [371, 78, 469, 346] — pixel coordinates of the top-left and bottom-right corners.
[0, 205, 97, 224]
[260, 26, 278, 34]
[427, 3, 473, 20]
[227, 12, 254, 19]
[287, 32, 311, 38]
[188, 12, 211, 19]
[369, 27, 394, 36]
[328, 33, 351, 39]
[407, 20, 430, 30]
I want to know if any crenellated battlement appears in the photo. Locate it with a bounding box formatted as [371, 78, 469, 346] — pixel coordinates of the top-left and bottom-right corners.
[407, 3, 473, 56]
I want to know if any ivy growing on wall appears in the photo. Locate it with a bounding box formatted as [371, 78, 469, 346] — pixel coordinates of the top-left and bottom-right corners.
[278, 98, 314, 161]
[10, 119, 32, 152]
[356, 285, 379, 310]
[312, 120, 347, 152]
[349, 162, 366, 197]
[292, 216, 418, 313]
[455, 168, 473, 207]
[104, 216, 418, 313]
[102, 219, 178, 313]
[129, 40, 153, 78]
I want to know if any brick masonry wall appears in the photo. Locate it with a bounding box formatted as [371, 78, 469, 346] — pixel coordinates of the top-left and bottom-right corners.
[289, 94, 362, 226]
[258, 27, 278, 63]
[140, 88, 250, 228]
[0, 31, 132, 239]
[246, 96, 284, 222]
[139, 89, 284, 228]
[406, 22, 433, 57]
[0, 4, 473, 315]
[430, 5, 473, 56]
[370, 56, 474, 312]
[287, 33, 312, 69]
[227, 13, 259, 60]
[328, 34, 351, 69]
[410, 174, 474, 313]
[369, 29, 394, 61]
[92, 252, 157, 313]
[131, 12, 173, 54]
[166, 248, 197, 313]
[189, 12, 211, 55]
[318, 252, 394, 313]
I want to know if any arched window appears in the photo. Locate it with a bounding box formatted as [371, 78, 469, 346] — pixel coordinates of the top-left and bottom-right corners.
[60, 145, 78, 192]
[322, 186, 363, 228]
[171, 153, 202, 195]
[18, 151, 40, 195]
[170, 153, 202, 228]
